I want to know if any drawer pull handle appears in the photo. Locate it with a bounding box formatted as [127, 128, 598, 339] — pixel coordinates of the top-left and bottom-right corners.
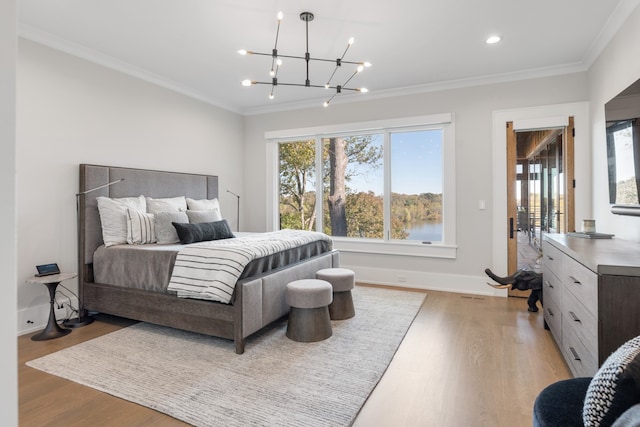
[544, 280, 554, 289]
[569, 347, 581, 361]
[568, 275, 581, 285]
[547, 256, 554, 261]
[569, 311, 581, 322]
[548, 309, 554, 317]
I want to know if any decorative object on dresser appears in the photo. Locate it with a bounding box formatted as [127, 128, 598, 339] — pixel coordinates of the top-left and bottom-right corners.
[78, 164, 339, 354]
[26, 286, 426, 427]
[542, 233, 640, 377]
[28, 272, 77, 340]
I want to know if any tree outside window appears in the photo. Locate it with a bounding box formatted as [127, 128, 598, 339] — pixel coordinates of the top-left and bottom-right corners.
[278, 128, 444, 242]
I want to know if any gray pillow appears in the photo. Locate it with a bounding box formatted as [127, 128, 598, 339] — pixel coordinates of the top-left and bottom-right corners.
[155, 211, 188, 244]
[146, 196, 187, 214]
[186, 210, 221, 224]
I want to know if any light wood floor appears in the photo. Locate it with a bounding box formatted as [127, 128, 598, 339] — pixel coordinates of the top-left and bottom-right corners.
[19, 287, 571, 427]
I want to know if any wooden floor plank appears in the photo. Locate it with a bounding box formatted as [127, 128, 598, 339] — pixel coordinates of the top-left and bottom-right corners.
[19, 287, 571, 426]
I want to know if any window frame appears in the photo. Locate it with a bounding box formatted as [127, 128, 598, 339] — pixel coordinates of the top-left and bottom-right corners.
[266, 114, 457, 259]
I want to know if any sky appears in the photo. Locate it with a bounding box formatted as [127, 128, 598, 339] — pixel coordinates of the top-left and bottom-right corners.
[346, 129, 443, 195]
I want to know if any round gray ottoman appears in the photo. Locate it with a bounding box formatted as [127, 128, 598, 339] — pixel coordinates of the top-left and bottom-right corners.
[286, 279, 333, 342]
[315, 268, 356, 320]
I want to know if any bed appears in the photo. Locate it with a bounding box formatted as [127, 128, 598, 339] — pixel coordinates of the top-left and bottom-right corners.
[77, 164, 339, 353]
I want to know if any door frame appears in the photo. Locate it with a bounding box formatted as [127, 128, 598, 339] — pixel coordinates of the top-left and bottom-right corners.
[492, 102, 590, 287]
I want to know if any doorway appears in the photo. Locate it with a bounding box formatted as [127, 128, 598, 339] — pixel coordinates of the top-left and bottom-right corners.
[506, 118, 575, 296]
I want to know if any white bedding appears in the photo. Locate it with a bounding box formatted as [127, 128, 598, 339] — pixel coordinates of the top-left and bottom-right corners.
[167, 230, 333, 303]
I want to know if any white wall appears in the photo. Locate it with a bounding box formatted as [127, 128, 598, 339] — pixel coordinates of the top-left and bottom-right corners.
[1, 0, 18, 424]
[244, 74, 589, 294]
[16, 40, 245, 332]
[588, 4, 640, 241]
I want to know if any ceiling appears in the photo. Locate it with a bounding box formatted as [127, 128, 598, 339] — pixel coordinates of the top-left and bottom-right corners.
[17, 0, 637, 115]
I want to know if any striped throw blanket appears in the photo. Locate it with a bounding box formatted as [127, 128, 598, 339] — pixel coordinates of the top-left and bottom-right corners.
[167, 230, 333, 303]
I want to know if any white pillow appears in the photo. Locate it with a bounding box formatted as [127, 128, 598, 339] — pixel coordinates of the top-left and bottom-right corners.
[145, 196, 187, 214]
[97, 195, 146, 247]
[186, 198, 222, 218]
[186, 209, 222, 223]
[126, 209, 156, 244]
[155, 211, 189, 244]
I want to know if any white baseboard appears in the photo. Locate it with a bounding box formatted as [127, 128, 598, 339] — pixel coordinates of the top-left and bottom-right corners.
[17, 295, 78, 336]
[17, 268, 507, 335]
[343, 265, 508, 297]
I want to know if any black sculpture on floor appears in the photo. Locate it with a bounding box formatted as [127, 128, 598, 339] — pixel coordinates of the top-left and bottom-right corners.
[484, 268, 543, 312]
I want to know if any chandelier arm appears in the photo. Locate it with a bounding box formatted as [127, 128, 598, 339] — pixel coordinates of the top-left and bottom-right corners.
[340, 69, 360, 88]
[245, 52, 362, 65]
[326, 67, 339, 86]
[339, 44, 351, 61]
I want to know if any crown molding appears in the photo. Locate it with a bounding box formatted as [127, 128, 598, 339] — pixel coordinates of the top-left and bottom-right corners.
[581, 0, 640, 68]
[18, 24, 242, 115]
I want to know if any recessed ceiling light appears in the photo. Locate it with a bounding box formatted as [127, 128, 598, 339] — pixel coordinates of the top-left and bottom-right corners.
[486, 35, 501, 44]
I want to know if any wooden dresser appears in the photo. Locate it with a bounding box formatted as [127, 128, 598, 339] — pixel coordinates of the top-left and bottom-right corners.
[542, 233, 640, 377]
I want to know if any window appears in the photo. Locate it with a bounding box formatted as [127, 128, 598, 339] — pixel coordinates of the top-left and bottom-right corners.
[268, 114, 456, 258]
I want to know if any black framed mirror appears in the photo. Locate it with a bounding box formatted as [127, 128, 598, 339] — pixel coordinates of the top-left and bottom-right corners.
[605, 79, 640, 216]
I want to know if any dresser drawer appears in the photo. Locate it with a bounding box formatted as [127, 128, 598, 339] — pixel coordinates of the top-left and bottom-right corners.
[542, 264, 562, 308]
[544, 297, 562, 343]
[542, 241, 563, 279]
[562, 287, 598, 358]
[562, 256, 598, 316]
[561, 322, 598, 377]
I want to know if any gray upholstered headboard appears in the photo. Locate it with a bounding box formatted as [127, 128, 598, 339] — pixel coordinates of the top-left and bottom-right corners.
[78, 164, 219, 274]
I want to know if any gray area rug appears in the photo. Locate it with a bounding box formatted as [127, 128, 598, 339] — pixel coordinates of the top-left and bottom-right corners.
[27, 286, 425, 427]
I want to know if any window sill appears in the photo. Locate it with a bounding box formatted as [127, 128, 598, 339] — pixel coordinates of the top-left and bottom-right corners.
[332, 238, 457, 259]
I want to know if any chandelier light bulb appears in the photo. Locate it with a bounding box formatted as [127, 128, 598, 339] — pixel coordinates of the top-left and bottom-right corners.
[357, 65, 364, 73]
[363, 62, 372, 68]
[238, 49, 248, 55]
[276, 58, 283, 66]
[323, 101, 330, 107]
[359, 87, 369, 93]
[269, 93, 274, 100]
[348, 37, 354, 45]
[269, 69, 275, 77]
[324, 83, 330, 89]
[241, 79, 253, 87]
[486, 35, 501, 44]
[277, 11, 283, 21]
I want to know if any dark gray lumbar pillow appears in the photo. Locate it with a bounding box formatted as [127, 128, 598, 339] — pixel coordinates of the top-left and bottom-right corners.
[172, 220, 235, 245]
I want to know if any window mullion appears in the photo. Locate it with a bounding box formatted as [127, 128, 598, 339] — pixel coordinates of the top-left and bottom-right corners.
[315, 136, 323, 233]
[383, 130, 391, 241]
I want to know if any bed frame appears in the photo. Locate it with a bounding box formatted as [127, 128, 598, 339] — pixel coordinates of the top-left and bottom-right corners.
[78, 164, 339, 353]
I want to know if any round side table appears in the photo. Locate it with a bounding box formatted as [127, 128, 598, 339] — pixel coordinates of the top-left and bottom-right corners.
[27, 272, 77, 341]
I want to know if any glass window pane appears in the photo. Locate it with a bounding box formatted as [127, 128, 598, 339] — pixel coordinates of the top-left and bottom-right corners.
[278, 140, 317, 231]
[322, 134, 384, 238]
[390, 130, 443, 242]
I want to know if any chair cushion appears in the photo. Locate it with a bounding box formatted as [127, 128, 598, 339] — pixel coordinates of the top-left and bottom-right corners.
[533, 377, 591, 427]
[583, 336, 640, 427]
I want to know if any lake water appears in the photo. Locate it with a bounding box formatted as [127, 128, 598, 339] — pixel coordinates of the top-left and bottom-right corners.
[406, 220, 442, 242]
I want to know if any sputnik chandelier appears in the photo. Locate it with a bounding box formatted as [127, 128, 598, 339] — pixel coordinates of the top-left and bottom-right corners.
[239, 11, 371, 107]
